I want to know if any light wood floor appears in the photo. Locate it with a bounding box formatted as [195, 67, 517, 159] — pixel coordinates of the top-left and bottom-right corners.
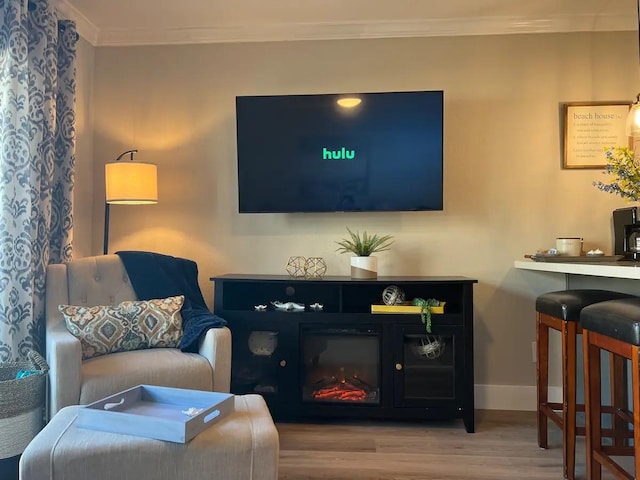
[276, 411, 633, 480]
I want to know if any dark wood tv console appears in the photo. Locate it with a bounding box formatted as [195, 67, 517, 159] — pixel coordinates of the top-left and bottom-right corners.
[210, 274, 478, 432]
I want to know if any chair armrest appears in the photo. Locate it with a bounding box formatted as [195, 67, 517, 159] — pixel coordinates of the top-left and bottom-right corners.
[198, 326, 231, 392]
[46, 323, 82, 419]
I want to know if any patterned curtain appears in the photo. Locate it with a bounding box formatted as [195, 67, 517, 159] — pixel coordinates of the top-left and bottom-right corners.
[0, 0, 77, 361]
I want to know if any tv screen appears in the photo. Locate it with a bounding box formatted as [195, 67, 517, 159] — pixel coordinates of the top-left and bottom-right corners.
[236, 90, 444, 213]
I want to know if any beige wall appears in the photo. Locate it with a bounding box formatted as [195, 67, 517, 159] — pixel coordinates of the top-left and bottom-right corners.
[83, 31, 637, 396]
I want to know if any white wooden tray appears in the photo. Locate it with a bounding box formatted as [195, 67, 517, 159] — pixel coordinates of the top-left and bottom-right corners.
[77, 385, 235, 443]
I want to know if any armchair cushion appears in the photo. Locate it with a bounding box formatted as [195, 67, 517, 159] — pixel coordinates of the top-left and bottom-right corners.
[79, 348, 213, 404]
[60, 295, 185, 359]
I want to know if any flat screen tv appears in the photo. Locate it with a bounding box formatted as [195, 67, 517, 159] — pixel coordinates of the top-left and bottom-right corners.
[236, 90, 444, 213]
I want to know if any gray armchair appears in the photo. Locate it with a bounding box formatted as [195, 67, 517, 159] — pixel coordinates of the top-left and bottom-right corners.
[45, 254, 231, 418]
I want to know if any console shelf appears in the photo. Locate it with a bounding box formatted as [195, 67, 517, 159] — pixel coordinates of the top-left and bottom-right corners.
[211, 274, 477, 432]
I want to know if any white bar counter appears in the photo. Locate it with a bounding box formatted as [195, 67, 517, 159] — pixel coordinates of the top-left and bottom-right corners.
[514, 260, 640, 280]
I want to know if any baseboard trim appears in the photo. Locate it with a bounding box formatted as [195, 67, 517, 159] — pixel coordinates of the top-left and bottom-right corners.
[475, 384, 561, 411]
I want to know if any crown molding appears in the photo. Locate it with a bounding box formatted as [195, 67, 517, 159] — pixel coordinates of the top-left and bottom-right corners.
[54, 0, 100, 45]
[52, 5, 635, 48]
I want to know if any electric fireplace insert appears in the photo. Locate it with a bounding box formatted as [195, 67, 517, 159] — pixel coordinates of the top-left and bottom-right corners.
[301, 326, 381, 405]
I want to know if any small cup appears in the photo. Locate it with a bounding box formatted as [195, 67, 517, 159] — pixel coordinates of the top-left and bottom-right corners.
[556, 237, 583, 256]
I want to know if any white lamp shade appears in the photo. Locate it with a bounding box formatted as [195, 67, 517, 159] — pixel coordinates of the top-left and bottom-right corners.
[105, 162, 158, 204]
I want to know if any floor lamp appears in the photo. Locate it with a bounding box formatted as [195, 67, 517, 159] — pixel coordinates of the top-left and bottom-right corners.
[104, 149, 158, 255]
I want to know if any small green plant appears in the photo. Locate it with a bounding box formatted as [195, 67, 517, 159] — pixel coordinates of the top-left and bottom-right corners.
[412, 298, 443, 334]
[335, 227, 394, 257]
[593, 146, 640, 201]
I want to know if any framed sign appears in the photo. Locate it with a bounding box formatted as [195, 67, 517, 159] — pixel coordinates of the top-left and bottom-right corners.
[562, 102, 630, 169]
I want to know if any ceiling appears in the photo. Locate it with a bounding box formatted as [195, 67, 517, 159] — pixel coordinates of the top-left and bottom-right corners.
[54, 0, 637, 47]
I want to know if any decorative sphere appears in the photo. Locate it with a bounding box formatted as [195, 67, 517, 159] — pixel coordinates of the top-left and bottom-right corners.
[382, 285, 405, 305]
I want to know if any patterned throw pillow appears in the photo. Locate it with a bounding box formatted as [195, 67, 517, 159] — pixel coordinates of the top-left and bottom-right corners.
[60, 295, 185, 360]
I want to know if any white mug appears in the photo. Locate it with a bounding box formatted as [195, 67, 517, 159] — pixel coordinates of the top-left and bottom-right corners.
[556, 237, 583, 256]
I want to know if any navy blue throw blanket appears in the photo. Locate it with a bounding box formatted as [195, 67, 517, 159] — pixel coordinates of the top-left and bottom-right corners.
[116, 251, 226, 353]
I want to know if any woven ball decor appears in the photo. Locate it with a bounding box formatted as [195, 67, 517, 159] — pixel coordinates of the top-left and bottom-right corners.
[382, 285, 405, 305]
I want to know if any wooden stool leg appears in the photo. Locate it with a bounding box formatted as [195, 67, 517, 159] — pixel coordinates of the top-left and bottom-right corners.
[537, 312, 549, 449]
[632, 346, 640, 480]
[584, 331, 602, 480]
[610, 352, 628, 449]
[564, 321, 577, 480]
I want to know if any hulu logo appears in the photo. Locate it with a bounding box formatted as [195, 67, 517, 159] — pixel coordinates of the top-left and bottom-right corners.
[323, 147, 355, 160]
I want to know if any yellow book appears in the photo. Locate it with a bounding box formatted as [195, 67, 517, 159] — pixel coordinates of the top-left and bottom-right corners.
[371, 302, 445, 314]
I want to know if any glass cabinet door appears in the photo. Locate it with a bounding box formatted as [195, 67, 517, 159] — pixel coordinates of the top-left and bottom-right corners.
[232, 327, 281, 393]
[230, 321, 297, 411]
[394, 325, 460, 407]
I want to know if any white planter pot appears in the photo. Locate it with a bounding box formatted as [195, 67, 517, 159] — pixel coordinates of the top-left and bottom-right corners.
[351, 256, 377, 279]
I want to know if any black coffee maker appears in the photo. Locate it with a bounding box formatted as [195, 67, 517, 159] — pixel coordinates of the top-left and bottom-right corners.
[613, 207, 640, 260]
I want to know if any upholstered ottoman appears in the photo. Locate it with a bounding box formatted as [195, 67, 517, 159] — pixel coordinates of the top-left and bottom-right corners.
[20, 394, 278, 480]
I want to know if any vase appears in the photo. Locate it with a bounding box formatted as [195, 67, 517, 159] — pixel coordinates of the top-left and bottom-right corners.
[351, 256, 377, 279]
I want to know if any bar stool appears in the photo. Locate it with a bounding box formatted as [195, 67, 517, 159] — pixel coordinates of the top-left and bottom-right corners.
[581, 297, 640, 480]
[536, 290, 632, 480]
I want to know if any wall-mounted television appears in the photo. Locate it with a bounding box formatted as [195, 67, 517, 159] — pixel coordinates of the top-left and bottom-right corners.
[236, 90, 444, 213]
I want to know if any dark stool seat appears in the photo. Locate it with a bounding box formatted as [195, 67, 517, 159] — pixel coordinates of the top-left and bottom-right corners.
[536, 289, 633, 480]
[536, 289, 634, 322]
[581, 298, 640, 480]
[581, 297, 640, 346]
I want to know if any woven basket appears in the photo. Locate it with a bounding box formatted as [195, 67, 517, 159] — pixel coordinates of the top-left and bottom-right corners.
[0, 351, 49, 458]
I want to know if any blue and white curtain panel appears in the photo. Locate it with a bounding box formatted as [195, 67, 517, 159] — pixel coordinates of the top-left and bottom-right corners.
[0, 0, 77, 361]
